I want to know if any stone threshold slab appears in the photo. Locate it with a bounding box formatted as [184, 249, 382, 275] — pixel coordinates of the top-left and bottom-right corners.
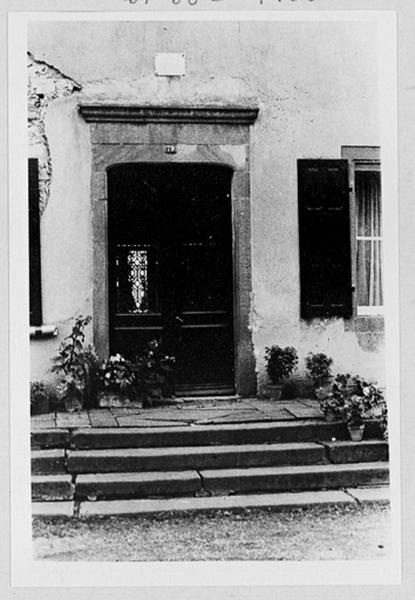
[31, 486, 390, 517]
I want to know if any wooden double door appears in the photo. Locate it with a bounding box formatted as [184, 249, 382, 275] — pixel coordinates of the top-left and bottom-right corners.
[107, 163, 235, 395]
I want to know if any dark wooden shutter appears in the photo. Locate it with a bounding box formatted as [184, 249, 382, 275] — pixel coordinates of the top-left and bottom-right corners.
[29, 158, 42, 326]
[298, 159, 352, 319]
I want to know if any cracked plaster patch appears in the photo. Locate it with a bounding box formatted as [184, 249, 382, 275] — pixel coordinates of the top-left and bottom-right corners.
[27, 52, 81, 213]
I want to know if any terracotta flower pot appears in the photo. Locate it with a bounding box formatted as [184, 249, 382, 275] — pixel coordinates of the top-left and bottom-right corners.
[31, 396, 50, 415]
[315, 381, 332, 399]
[268, 383, 283, 401]
[64, 395, 82, 413]
[347, 424, 365, 442]
[324, 408, 338, 422]
[98, 390, 135, 408]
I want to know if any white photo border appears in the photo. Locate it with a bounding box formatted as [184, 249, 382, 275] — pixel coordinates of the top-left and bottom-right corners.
[9, 9, 400, 587]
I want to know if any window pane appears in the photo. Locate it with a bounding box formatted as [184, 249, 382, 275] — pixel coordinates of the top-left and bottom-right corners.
[356, 171, 381, 237]
[356, 170, 383, 308]
[356, 239, 383, 306]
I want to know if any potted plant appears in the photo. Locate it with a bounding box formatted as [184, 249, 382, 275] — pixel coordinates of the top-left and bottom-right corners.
[316, 372, 350, 421]
[264, 345, 298, 401]
[135, 339, 175, 408]
[340, 395, 367, 441]
[315, 387, 342, 422]
[378, 400, 389, 441]
[318, 373, 387, 439]
[340, 375, 387, 441]
[30, 381, 50, 415]
[97, 353, 138, 408]
[305, 352, 333, 395]
[353, 376, 387, 440]
[51, 315, 99, 412]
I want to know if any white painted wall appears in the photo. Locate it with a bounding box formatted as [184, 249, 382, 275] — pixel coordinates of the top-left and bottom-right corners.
[28, 20, 384, 387]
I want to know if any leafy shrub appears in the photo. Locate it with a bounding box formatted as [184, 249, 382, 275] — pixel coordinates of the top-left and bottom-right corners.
[264, 346, 298, 384]
[305, 352, 333, 388]
[30, 381, 50, 414]
[51, 315, 99, 410]
[135, 340, 175, 407]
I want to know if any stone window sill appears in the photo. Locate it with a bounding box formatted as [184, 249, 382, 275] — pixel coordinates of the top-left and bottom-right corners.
[355, 315, 384, 332]
[30, 325, 58, 339]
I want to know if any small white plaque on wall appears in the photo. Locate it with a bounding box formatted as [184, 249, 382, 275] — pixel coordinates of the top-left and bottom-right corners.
[155, 53, 185, 76]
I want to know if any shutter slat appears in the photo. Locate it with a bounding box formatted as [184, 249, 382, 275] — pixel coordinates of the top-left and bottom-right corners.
[298, 159, 352, 319]
[29, 158, 42, 326]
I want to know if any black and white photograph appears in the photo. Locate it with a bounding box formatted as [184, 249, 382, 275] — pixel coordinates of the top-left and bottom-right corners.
[6, 2, 406, 591]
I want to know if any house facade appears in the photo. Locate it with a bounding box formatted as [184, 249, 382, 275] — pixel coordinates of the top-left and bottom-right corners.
[28, 19, 385, 397]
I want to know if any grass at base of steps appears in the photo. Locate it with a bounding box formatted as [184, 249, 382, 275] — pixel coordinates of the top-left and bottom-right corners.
[32, 500, 391, 561]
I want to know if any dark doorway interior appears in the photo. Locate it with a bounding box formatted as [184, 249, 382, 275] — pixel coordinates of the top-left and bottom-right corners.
[107, 163, 235, 395]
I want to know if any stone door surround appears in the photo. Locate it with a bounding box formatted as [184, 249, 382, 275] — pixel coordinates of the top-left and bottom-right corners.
[80, 103, 259, 396]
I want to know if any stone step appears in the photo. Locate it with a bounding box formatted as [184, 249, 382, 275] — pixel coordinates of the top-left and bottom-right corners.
[64, 441, 387, 475]
[77, 486, 389, 516]
[321, 440, 389, 463]
[32, 449, 66, 474]
[31, 429, 69, 449]
[200, 462, 389, 496]
[64, 420, 381, 450]
[75, 470, 201, 500]
[61, 461, 389, 501]
[31, 440, 388, 479]
[66, 442, 328, 474]
[32, 474, 74, 501]
[31, 441, 388, 476]
[32, 486, 391, 517]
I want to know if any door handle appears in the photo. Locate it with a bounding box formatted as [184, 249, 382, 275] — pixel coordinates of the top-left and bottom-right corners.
[175, 315, 184, 325]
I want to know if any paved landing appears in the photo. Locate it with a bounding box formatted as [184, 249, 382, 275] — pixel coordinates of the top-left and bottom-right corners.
[31, 398, 324, 430]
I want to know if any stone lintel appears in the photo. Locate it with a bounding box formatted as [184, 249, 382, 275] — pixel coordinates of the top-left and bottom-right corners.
[80, 104, 259, 126]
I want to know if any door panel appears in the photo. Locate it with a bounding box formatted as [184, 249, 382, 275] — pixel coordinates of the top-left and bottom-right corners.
[108, 163, 235, 394]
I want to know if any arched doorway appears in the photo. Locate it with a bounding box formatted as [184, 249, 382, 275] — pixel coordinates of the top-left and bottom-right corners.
[107, 163, 235, 395]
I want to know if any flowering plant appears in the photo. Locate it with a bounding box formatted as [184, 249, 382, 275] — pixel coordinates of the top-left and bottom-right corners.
[317, 373, 387, 432]
[135, 339, 175, 407]
[99, 353, 136, 392]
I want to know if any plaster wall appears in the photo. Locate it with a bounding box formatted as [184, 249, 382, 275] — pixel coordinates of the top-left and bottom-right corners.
[28, 20, 384, 387]
[29, 94, 93, 381]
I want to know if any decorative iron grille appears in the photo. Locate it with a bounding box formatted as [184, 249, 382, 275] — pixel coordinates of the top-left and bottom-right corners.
[115, 244, 159, 314]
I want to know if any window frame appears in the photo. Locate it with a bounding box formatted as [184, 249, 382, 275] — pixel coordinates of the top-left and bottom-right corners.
[341, 146, 383, 317]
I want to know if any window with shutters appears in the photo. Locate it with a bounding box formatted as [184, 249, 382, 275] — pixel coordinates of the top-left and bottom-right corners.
[29, 158, 42, 326]
[298, 148, 383, 320]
